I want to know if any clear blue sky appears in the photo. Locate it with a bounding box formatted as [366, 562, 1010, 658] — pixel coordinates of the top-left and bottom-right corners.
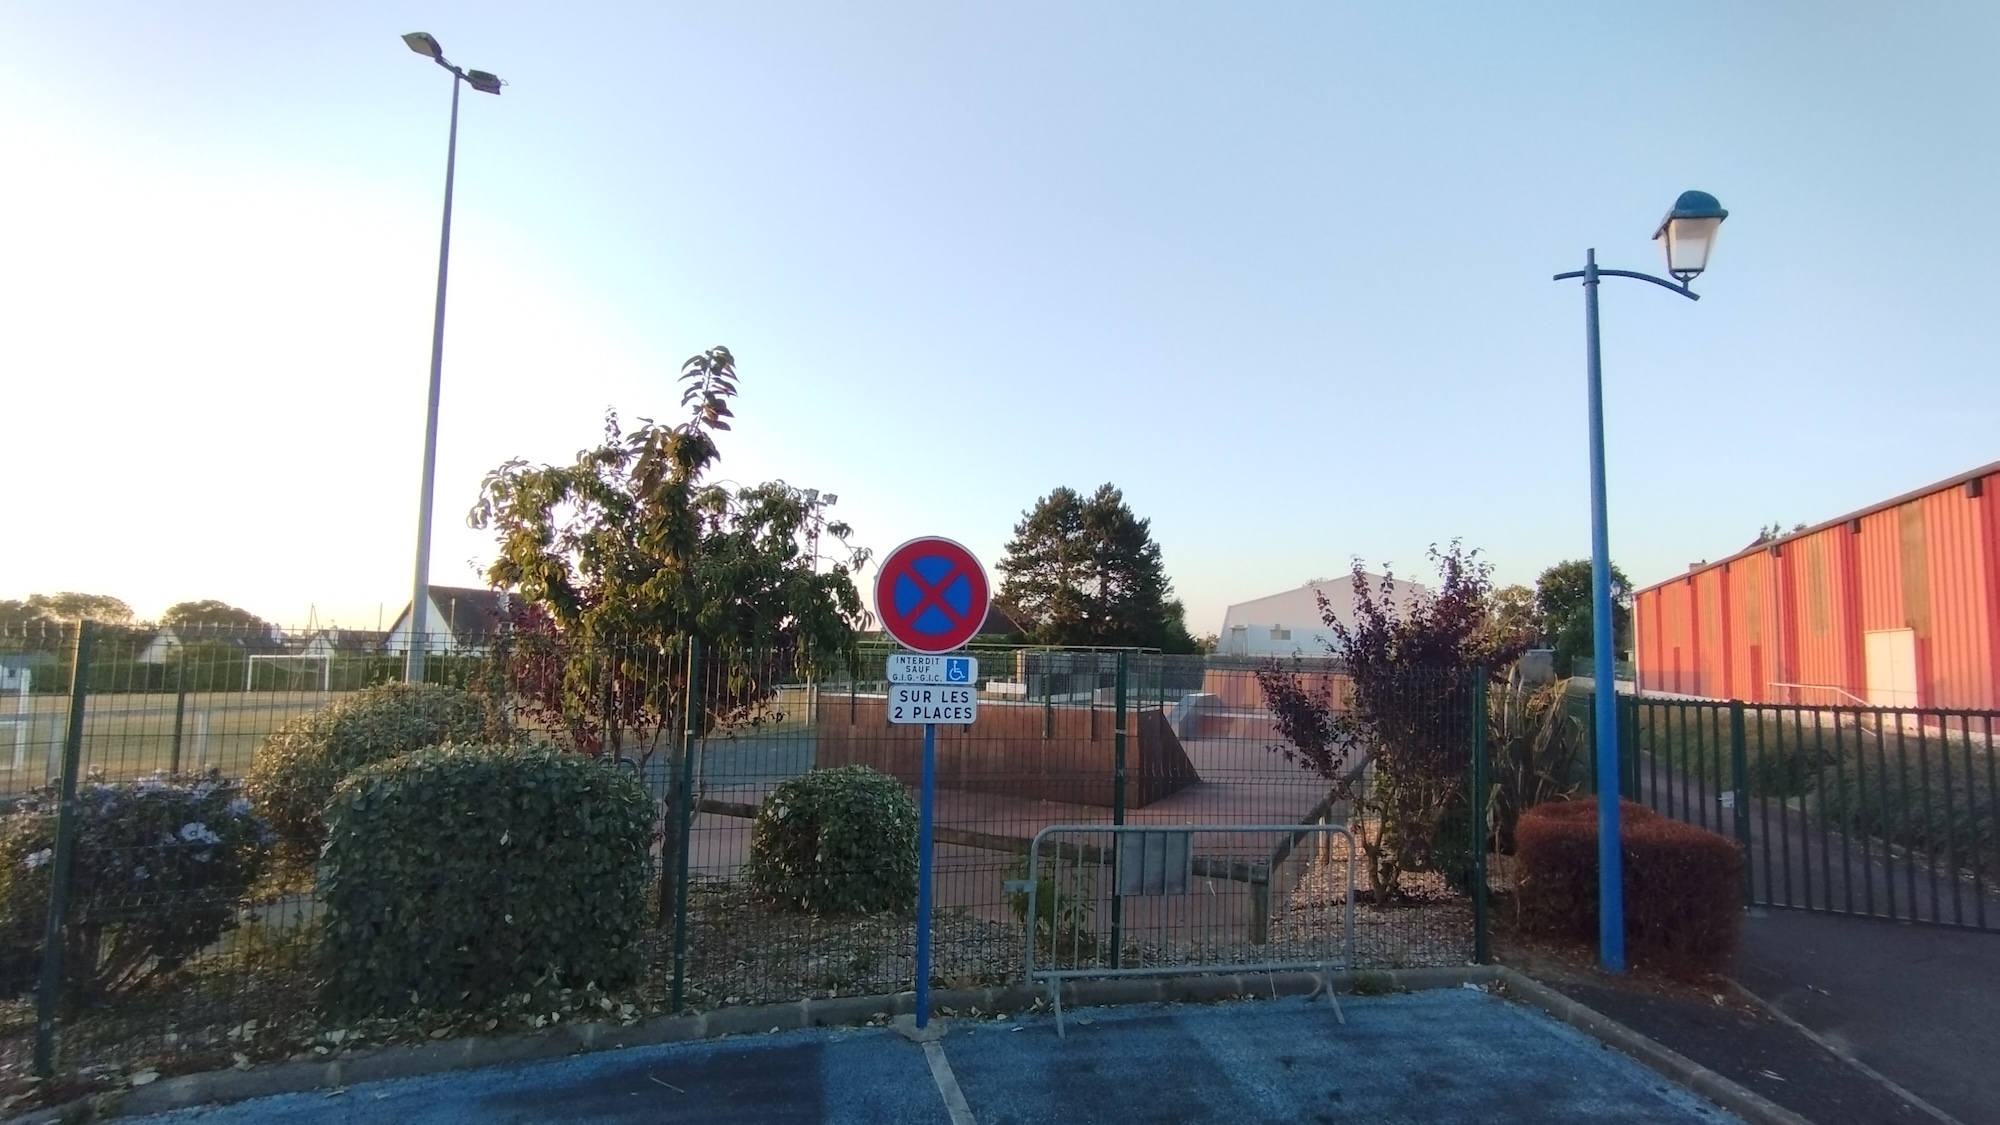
[2, 2, 1995, 634]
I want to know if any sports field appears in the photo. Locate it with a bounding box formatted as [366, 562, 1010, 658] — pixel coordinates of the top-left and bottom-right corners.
[0, 689, 347, 794]
[0, 684, 825, 796]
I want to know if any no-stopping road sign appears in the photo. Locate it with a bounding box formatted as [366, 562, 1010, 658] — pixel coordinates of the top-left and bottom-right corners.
[874, 537, 990, 654]
[872, 536, 990, 1036]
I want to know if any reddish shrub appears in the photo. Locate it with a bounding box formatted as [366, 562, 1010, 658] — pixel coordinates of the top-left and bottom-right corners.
[1514, 799, 1742, 970]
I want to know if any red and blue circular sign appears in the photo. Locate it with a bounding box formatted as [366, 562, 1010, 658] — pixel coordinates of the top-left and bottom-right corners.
[874, 537, 990, 654]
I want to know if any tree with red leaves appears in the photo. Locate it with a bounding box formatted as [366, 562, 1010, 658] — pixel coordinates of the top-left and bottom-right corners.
[1257, 543, 1531, 903]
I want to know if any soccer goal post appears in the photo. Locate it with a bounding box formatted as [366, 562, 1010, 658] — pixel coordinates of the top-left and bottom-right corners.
[0, 718, 26, 772]
[246, 654, 332, 692]
[1, 674, 31, 771]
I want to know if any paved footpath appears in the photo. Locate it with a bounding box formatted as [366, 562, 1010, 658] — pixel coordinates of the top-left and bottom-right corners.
[1734, 909, 2000, 1125]
[125, 990, 1741, 1125]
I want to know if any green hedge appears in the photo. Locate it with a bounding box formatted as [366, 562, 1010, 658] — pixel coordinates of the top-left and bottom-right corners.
[747, 766, 917, 915]
[246, 683, 502, 871]
[0, 771, 268, 999]
[318, 744, 654, 1017]
[1634, 703, 2000, 881]
[1514, 799, 1743, 970]
[1817, 743, 1999, 881]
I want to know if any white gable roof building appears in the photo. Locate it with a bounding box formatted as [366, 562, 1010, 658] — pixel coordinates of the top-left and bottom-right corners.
[1218, 574, 1428, 658]
[383, 586, 512, 656]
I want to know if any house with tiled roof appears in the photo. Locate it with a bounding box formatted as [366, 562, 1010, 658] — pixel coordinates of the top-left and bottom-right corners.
[382, 586, 513, 656]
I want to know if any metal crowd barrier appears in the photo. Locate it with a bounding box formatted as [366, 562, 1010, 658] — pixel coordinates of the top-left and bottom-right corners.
[1014, 823, 1358, 1035]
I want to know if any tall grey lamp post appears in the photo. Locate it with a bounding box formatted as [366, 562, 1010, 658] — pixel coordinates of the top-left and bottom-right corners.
[802, 489, 839, 574]
[401, 32, 502, 683]
[1552, 190, 1727, 973]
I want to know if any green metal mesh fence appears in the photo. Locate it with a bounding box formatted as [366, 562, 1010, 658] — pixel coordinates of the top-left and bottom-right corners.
[0, 621, 1492, 1092]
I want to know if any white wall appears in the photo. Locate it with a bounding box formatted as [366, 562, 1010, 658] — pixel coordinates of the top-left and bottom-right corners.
[381, 596, 460, 655]
[1217, 575, 1426, 658]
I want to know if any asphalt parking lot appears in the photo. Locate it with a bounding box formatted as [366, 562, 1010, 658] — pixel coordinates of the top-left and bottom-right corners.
[124, 988, 1742, 1125]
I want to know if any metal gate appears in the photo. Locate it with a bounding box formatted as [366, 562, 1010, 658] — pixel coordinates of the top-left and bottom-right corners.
[1014, 823, 1357, 1034]
[1623, 696, 2000, 932]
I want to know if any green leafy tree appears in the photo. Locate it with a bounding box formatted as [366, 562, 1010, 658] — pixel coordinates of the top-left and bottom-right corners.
[2, 594, 135, 654]
[1534, 559, 1632, 678]
[19, 593, 133, 625]
[1489, 584, 1541, 648]
[470, 346, 870, 761]
[0, 602, 61, 652]
[1754, 521, 1808, 545]
[995, 484, 1198, 652]
[0, 602, 50, 631]
[162, 600, 271, 636]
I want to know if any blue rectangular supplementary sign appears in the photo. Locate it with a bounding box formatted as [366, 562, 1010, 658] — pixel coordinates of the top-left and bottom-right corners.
[886, 654, 978, 685]
[889, 684, 976, 724]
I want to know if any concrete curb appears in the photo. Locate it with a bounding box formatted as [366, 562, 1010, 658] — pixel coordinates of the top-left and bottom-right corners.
[1492, 968, 1812, 1125]
[18, 965, 1793, 1124]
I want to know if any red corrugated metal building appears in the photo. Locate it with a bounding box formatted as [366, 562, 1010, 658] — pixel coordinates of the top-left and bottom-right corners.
[1633, 462, 2000, 709]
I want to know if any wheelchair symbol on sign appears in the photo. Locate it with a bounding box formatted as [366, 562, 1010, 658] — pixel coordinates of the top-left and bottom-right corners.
[945, 658, 971, 683]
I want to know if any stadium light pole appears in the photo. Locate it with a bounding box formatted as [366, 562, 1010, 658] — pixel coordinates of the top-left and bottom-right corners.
[401, 32, 503, 683]
[1552, 190, 1728, 974]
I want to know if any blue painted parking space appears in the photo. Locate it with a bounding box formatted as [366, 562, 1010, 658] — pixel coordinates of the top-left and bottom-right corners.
[942, 990, 1740, 1125]
[126, 989, 1741, 1125]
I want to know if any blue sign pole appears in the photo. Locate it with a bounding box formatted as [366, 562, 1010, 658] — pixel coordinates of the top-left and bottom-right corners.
[915, 720, 936, 1028]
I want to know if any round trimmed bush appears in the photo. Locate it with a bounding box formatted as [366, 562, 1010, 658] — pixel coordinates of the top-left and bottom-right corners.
[1514, 798, 1741, 969]
[746, 766, 917, 915]
[0, 770, 269, 998]
[318, 744, 654, 1017]
[247, 682, 501, 870]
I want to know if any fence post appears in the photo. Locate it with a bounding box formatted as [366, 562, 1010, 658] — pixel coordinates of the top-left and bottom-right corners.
[669, 637, 703, 1011]
[34, 620, 95, 1079]
[1471, 667, 1490, 965]
[1619, 693, 1640, 802]
[1110, 652, 1128, 969]
[1728, 700, 1751, 907]
[169, 656, 188, 774]
[1584, 688, 1600, 792]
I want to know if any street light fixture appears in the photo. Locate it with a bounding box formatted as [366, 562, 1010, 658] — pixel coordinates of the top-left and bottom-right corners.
[401, 31, 443, 58]
[402, 32, 502, 684]
[802, 490, 839, 574]
[1552, 191, 1728, 974]
[1654, 190, 1729, 283]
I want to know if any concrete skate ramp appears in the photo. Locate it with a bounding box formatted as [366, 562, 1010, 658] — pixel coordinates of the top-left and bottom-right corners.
[816, 695, 1199, 808]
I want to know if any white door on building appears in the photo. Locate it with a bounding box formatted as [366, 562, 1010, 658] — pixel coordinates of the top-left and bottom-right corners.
[1863, 628, 1918, 707]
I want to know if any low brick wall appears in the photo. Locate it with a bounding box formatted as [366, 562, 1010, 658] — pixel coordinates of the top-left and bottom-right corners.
[1199, 667, 1351, 713]
[817, 696, 1200, 808]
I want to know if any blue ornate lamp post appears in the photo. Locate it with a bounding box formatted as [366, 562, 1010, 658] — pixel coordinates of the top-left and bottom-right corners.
[1553, 190, 1728, 972]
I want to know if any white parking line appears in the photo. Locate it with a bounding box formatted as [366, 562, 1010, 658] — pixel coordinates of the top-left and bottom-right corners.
[922, 1040, 977, 1125]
